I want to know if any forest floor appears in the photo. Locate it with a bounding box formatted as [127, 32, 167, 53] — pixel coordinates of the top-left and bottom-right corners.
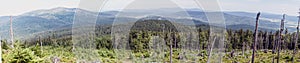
[2, 45, 300, 63]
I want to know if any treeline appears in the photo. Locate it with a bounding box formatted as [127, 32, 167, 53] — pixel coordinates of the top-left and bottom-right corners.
[2, 19, 300, 62]
[2, 20, 299, 53]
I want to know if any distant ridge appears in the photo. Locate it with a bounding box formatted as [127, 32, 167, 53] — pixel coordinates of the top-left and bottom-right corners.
[0, 7, 298, 40]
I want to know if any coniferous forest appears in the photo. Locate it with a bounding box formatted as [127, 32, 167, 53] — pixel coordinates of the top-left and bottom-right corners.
[1, 0, 300, 63]
[2, 14, 300, 63]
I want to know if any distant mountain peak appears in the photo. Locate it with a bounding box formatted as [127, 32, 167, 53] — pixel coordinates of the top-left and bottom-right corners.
[50, 7, 76, 12]
[139, 15, 169, 21]
[185, 8, 202, 11]
[21, 7, 76, 16]
[1, 7, 299, 40]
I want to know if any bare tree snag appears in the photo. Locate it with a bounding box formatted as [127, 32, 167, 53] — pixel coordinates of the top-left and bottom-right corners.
[292, 9, 300, 63]
[277, 14, 285, 63]
[10, 16, 14, 48]
[251, 12, 260, 63]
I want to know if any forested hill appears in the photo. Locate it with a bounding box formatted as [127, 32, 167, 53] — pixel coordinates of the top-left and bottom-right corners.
[0, 7, 297, 40]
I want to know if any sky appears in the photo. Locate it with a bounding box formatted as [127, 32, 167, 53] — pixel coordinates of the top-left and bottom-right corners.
[0, 0, 299, 16]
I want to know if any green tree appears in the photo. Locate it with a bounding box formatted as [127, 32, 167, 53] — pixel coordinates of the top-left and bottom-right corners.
[1, 39, 10, 49]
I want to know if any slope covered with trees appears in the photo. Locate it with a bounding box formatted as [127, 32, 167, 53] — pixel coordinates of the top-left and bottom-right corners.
[2, 16, 300, 62]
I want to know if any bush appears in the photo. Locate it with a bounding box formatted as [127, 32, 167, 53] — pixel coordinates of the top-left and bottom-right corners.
[98, 49, 116, 59]
[2, 42, 43, 63]
[1, 39, 10, 50]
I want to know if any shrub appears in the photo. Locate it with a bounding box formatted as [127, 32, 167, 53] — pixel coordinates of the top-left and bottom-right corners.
[3, 42, 43, 63]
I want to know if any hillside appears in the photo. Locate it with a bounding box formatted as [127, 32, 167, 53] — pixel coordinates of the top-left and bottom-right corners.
[0, 7, 297, 40]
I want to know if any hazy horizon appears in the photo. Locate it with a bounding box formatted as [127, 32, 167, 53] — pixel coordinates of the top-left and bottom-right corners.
[0, 0, 299, 16]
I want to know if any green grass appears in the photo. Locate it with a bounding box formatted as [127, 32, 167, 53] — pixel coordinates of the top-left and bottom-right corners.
[2, 43, 300, 63]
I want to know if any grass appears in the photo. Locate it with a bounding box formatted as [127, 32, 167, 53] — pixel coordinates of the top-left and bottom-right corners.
[2, 44, 300, 63]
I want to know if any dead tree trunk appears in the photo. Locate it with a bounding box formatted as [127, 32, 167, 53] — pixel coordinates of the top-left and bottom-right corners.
[0, 37, 1, 63]
[277, 14, 285, 63]
[260, 33, 263, 50]
[169, 30, 173, 63]
[10, 16, 14, 48]
[39, 35, 43, 53]
[242, 41, 245, 56]
[292, 10, 300, 63]
[251, 12, 260, 63]
[272, 33, 277, 63]
[266, 32, 269, 50]
[283, 28, 288, 52]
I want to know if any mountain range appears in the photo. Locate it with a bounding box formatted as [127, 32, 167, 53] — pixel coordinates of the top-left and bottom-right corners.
[0, 7, 298, 40]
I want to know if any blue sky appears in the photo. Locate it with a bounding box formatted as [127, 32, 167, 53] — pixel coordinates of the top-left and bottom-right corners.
[0, 0, 299, 16]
